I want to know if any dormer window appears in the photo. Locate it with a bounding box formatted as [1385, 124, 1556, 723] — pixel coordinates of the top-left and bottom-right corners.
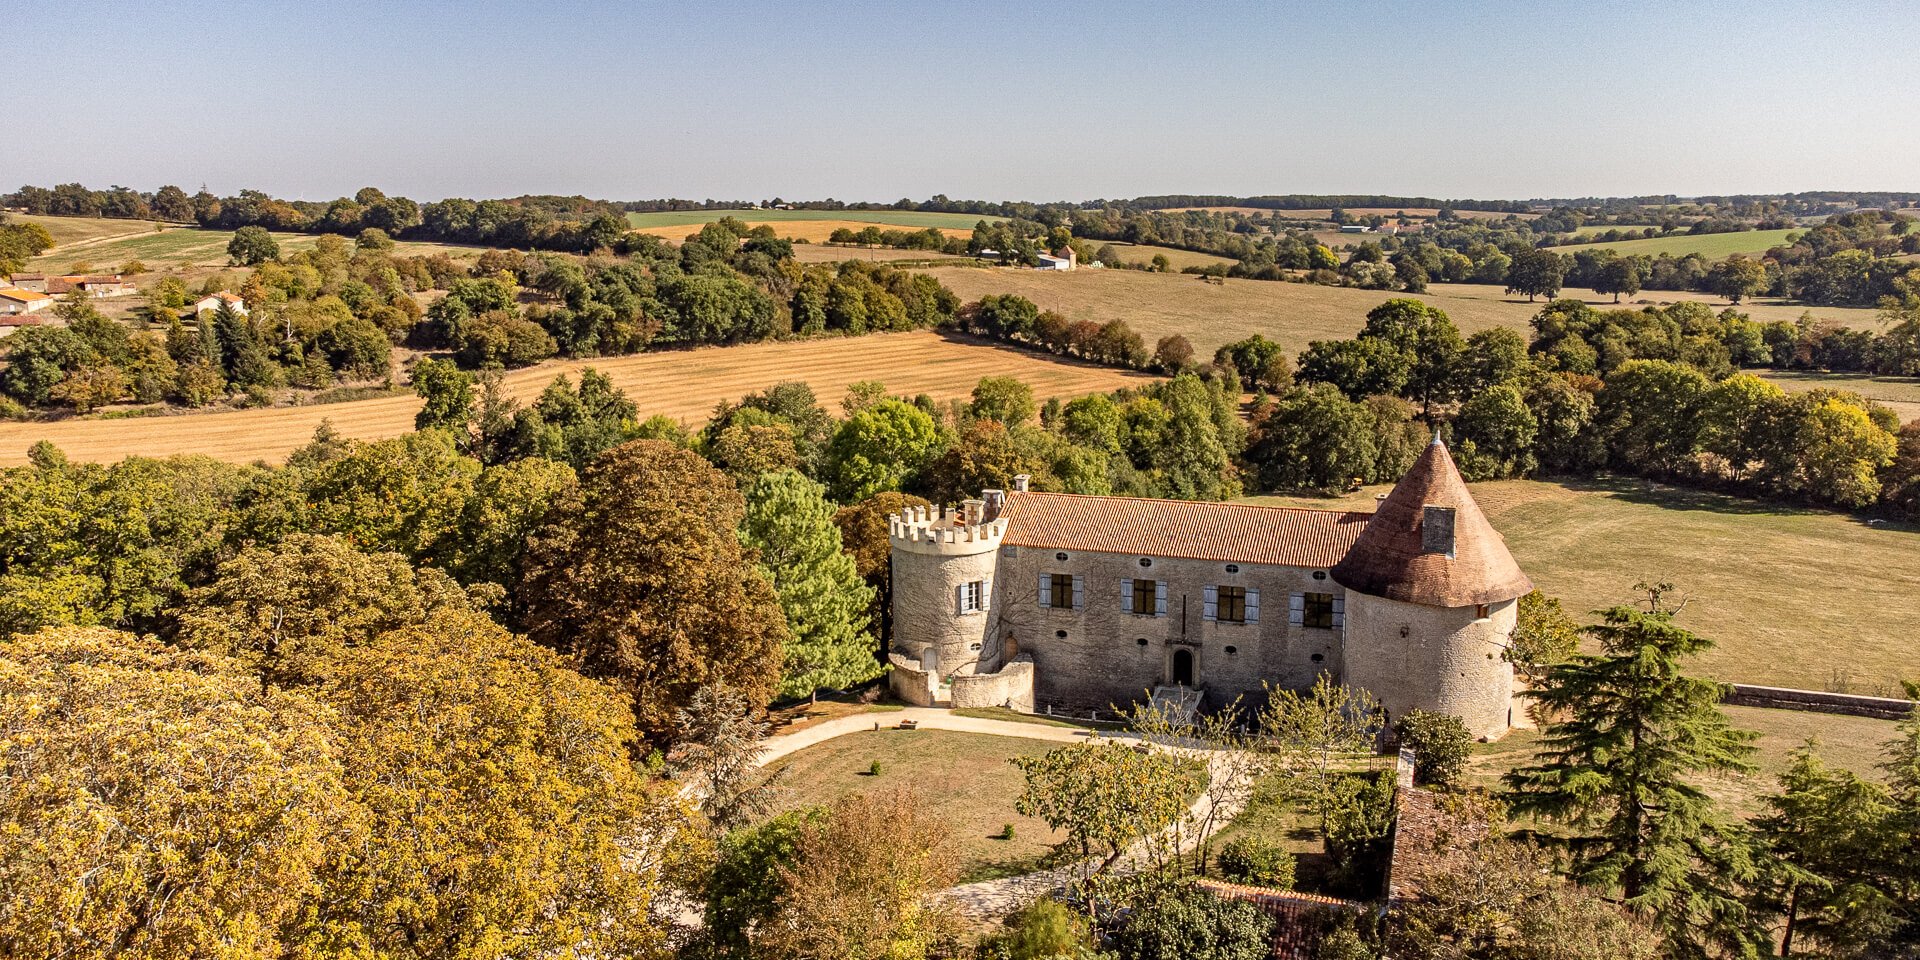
[1422, 506, 1456, 557]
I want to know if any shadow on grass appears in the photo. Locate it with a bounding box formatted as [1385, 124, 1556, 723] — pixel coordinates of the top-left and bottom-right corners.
[1547, 474, 1920, 534]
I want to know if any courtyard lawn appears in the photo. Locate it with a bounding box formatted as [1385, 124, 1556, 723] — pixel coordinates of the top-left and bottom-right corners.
[758, 729, 1070, 883]
[1242, 477, 1920, 694]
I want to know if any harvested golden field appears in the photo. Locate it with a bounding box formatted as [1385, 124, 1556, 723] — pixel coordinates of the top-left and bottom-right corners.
[921, 266, 1877, 356]
[1161, 206, 1535, 221]
[26, 226, 482, 274]
[788, 245, 968, 264]
[1244, 477, 1920, 693]
[0, 332, 1156, 466]
[1080, 241, 1234, 271]
[633, 220, 972, 245]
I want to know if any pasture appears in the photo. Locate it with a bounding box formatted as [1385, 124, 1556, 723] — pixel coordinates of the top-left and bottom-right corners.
[920, 266, 1875, 356]
[759, 729, 1066, 883]
[1242, 478, 1920, 694]
[1758, 369, 1920, 424]
[624, 208, 995, 230]
[788, 244, 969, 264]
[631, 219, 971, 245]
[1548, 227, 1801, 259]
[13, 213, 169, 247]
[24, 226, 481, 274]
[0, 331, 1157, 465]
[1080, 240, 1235, 271]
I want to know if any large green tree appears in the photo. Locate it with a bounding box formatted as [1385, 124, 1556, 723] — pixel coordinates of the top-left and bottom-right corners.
[1504, 584, 1766, 958]
[519, 439, 787, 742]
[826, 398, 942, 502]
[739, 469, 879, 701]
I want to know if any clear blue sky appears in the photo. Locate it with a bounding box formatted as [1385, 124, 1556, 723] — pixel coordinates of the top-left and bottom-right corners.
[10, 0, 1915, 203]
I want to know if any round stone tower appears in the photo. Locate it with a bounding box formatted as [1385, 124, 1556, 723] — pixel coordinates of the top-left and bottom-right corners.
[1331, 437, 1533, 740]
[886, 495, 1008, 704]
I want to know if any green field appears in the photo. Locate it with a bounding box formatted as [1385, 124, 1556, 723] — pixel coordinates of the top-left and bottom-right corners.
[1080, 240, 1236, 271]
[13, 213, 169, 247]
[922, 266, 1877, 357]
[625, 208, 998, 230]
[1548, 228, 1801, 259]
[760, 729, 1067, 883]
[1244, 478, 1920, 694]
[26, 226, 483, 273]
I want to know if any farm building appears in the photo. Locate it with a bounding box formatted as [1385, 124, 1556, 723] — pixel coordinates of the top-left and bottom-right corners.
[7, 273, 48, 293]
[0, 287, 54, 316]
[1339, 224, 1372, 234]
[886, 437, 1531, 740]
[40, 275, 137, 298]
[1034, 248, 1077, 271]
[193, 292, 248, 315]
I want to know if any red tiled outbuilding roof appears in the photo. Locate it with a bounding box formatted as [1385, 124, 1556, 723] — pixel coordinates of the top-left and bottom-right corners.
[998, 491, 1370, 568]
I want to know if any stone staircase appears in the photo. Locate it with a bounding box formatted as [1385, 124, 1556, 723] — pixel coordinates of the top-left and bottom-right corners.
[1148, 684, 1204, 723]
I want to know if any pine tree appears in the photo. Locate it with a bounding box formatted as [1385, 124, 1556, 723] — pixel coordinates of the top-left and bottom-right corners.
[1504, 583, 1766, 958]
[739, 469, 878, 702]
[1753, 744, 1899, 956]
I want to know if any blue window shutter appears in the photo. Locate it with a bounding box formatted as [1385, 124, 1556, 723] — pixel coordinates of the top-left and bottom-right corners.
[1332, 595, 1345, 628]
[1203, 585, 1218, 622]
[1289, 593, 1305, 626]
[1154, 581, 1168, 617]
[1246, 588, 1260, 624]
[956, 584, 965, 615]
[1120, 578, 1133, 612]
[1072, 575, 1084, 610]
[1038, 574, 1050, 608]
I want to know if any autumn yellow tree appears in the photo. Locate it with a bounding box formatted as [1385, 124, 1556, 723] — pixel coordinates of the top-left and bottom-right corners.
[0, 628, 347, 960]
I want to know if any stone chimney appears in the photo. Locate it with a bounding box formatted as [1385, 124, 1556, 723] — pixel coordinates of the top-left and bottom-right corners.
[961, 498, 985, 524]
[1011, 474, 1031, 492]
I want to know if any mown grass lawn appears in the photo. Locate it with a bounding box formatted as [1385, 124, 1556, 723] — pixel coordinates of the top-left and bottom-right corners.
[1243, 478, 1920, 694]
[758, 729, 1070, 883]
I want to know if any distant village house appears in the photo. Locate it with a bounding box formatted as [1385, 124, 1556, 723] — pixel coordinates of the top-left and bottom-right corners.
[193, 292, 248, 316]
[1034, 248, 1077, 271]
[9, 274, 137, 298]
[0, 287, 55, 317]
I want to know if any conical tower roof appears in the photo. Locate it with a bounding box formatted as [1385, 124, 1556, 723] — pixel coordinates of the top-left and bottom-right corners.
[1331, 436, 1532, 607]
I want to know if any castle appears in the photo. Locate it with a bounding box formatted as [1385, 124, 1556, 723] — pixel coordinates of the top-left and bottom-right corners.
[885, 437, 1532, 739]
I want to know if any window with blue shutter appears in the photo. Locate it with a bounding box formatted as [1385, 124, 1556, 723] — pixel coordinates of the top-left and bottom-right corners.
[1331, 595, 1345, 629]
[1245, 588, 1260, 624]
[1037, 574, 1051, 608]
[1154, 581, 1168, 617]
[1119, 578, 1133, 612]
[1203, 585, 1218, 621]
[1288, 593, 1305, 626]
[1071, 575, 1084, 610]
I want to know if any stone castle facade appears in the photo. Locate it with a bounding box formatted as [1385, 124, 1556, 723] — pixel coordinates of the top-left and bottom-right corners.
[885, 438, 1532, 739]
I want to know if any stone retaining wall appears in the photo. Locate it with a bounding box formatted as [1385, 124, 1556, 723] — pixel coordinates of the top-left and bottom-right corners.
[1723, 684, 1914, 720]
[949, 655, 1035, 711]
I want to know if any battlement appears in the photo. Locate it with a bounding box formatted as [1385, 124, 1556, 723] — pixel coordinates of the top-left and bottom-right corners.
[889, 502, 1009, 556]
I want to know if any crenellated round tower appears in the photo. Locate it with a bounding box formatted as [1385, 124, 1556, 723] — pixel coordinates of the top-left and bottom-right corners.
[1332, 437, 1533, 740]
[887, 495, 1008, 704]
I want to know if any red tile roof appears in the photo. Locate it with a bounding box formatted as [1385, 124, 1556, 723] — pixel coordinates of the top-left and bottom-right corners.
[998, 492, 1370, 568]
[1331, 438, 1531, 606]
[1193, 879, 1364, 960]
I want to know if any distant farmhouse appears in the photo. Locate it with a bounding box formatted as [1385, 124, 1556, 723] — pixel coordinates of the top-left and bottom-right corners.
[193, 292, 248, 316]
[0, 287, 54, 316]
[887, 438, 1529, 740]
[1034, 248, 1078, 271]
[8, 273, 137, 298]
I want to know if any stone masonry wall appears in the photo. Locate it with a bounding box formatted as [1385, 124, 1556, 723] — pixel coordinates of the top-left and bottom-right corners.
[1341, 592, 1515, 740]
[983, 546, 1349, 714]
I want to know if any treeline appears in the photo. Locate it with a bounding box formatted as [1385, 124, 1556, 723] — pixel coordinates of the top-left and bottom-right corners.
[1126, 194, 1533, 213]
[1256, 297, 1920, 515]
[0, 218, 964, 417]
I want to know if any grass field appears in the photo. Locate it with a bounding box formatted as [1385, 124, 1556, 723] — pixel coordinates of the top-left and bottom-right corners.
[625, 208, 995, 230]
[24, 226, 481, 274]
[921, 266, 1876, 357]
[789, 244, 969, 264]
[760, 729, 1067, 883]
[1758, 369, 1920, 424]
[1548, 228, 1801, 259]
[0, 331, 1157, 466]
[1243, 477, 1920, 693]
[632, 219, 973, 245]
[1080, 240, 1235, 271]
[14, 213, 171, 248]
